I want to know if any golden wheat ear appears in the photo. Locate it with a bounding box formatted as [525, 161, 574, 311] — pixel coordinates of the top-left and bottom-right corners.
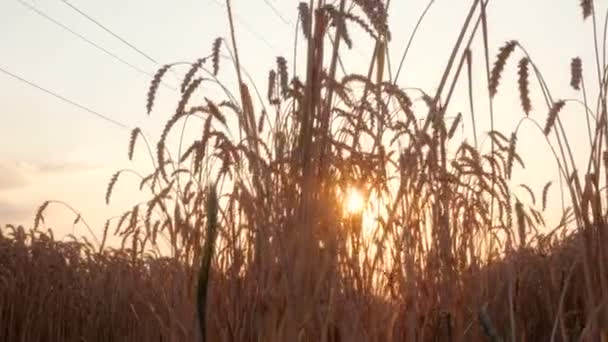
[276, 57, 289, 98]
[570, 57, 582, 90]
[541, 181, 552, 211]
[211, 38, 222, 76]
[34, 201, 50, 229]
[105, 171, 121, 205]
[517, 57, 531, 115]
[544, 100, 566, 136]
[489, 40, 517, 98]
[146, 64, 171, 114]
[581, 0, 593, 20]
[181, 58, 206, 93]
[506, 132, 517, 179]
[267, 69, 277, 104]
[298, 2, 311, 40]
[128, 128, 141, 161]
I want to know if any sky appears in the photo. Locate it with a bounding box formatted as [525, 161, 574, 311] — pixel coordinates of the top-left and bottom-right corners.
[0, 0, 604, 241]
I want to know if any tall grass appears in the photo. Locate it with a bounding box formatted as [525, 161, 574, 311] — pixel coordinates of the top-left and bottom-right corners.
[2, 0, 608, 340]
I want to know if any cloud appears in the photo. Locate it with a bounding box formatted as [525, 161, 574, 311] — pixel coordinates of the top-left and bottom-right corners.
[0, 161, 29, 190]
[32, 161, 97, 173]
[0, 198, 32, 224]
[0, 159, 100, 192]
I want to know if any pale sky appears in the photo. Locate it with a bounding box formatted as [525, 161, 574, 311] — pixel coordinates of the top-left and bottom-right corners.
[0, 0, 603, 240]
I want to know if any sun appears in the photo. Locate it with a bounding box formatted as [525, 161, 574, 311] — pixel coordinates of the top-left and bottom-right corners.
[344, 187, 365, 215]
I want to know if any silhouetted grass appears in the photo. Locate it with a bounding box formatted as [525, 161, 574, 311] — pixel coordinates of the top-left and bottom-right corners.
[3, 0, 608, 340]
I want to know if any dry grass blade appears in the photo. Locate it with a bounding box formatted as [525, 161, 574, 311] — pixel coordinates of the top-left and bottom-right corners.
[258, 109, 266, 133]
[544, 100, 566, 136]
[99, 219, 110, 251]
[515, 200, 526, 248]
[489, 40, 517, 97]
[479, 305, 502, 342]
[147, 64, 171, 114]
[570, 57, 582, 90]
[448, 112, 462, 139]
[197, 185, 218, 342]
[518, 184, 536, 205]
[518, 57, 532, 115]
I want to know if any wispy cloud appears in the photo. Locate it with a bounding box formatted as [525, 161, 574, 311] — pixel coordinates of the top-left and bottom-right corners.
[0, 159, 100, 192]
[0, 161, 29, 190]
[31, 160, 98, 173]
[0, 198, 33, 225]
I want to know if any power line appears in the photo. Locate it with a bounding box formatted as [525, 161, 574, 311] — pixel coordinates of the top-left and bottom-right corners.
[14, 0, 174, 89]
[59, 0, 159, 65]
[262, 0, 291, 25]
[0, 65, 130, 130]
[257, 0, 369, 62]
[210, 0, 280, 53]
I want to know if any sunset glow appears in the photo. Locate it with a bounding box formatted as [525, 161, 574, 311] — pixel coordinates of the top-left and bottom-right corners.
[344, 187, 365, 216]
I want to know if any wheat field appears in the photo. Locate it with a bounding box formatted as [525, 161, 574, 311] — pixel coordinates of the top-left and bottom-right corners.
[2, 0, 608, 341]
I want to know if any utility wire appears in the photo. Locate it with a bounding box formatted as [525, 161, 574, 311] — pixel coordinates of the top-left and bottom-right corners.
[58, 0, 181, 83]
[259, 0, 369, 62]
[210, 0, 280, 53]
[262, 0, 291, 25]
[0, 65, 130, 130]
[59, 0, 159, 65]
[15, 0, 175, 90]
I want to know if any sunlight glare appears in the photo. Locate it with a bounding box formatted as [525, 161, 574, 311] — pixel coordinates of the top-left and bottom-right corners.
[344, 187, 365, 215]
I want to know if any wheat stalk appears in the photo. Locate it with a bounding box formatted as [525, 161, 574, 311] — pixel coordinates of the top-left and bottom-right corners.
[570, 57, 582, 90]
[541, 181, 552, 211]
[212, 38, 222, 76]
[518, 57, 532, 115]
[182, 58, 206, 93]
[581, 0, 593, 20]
[506, 132, 517, 179]
[128, 128, 141, 161]
[34, 201, 50, 229]
[298, 2, 311, 40]
[197, 185, 218, 342]
[447, 112, 462, 139]
[106, 171, 121, 205]
[147, 64, 171, 114]
[544, 100, 566, 136]
[489, 40, 517, 97]
[277, 57, 289, 98]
